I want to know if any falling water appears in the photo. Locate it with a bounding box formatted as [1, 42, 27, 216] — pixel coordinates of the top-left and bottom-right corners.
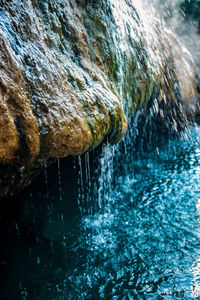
[77, 155, 85, 214]
[84, 152, 91, 213]
[57, 159, 62, 202]
[150, 0, 200, 72]
[1, 0, 200, 299]
[74, 0, 200, 298]
[96, 143, 115, 211]
[44, 159, 49, 200]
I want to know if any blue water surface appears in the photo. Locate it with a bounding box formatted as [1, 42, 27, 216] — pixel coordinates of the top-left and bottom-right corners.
[0, 126, 200, 299]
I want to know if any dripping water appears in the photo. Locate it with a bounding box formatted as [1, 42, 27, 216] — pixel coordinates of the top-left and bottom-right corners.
[44, 159, 49, 200]
[97, 143, 116, 211]
[1, 1, 200, 299]
[84, 152, 91, 214]
[57, 159, 62, 202]
[78, 155, 84, 214]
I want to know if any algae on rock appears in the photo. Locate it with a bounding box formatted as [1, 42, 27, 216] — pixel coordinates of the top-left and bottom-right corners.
[0, 0, 199, 196]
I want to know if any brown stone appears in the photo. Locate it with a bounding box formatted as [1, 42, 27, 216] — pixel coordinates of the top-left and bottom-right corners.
[0, 0, 199, 197]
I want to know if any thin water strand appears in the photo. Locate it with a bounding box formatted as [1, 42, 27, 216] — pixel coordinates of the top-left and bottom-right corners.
[57, 158, 62, 202]
[44, 159, 49, 200]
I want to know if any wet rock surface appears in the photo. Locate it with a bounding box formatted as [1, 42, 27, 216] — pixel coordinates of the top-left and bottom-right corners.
[0, 0, 199, 197]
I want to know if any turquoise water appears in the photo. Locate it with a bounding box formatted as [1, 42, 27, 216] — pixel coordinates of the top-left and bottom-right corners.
[1, 126, 200, 299]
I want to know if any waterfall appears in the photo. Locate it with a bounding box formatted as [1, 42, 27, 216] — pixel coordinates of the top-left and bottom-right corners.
[73, 1, 200, 298]
[77, 0, 198, 216]
[1, 0, 200, 299]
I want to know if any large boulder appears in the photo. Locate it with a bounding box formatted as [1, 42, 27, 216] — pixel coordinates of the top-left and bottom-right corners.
[0, 0, 199, 197]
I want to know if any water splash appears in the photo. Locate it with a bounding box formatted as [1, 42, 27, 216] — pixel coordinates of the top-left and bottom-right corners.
[97, 143, 116, 211]
[150, 0, 200, 72]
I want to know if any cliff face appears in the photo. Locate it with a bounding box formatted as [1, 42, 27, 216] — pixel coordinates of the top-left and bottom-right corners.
[0, 0, 199, 197]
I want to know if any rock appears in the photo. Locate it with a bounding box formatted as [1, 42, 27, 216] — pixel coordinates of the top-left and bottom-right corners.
[0, 0, 199, 197]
